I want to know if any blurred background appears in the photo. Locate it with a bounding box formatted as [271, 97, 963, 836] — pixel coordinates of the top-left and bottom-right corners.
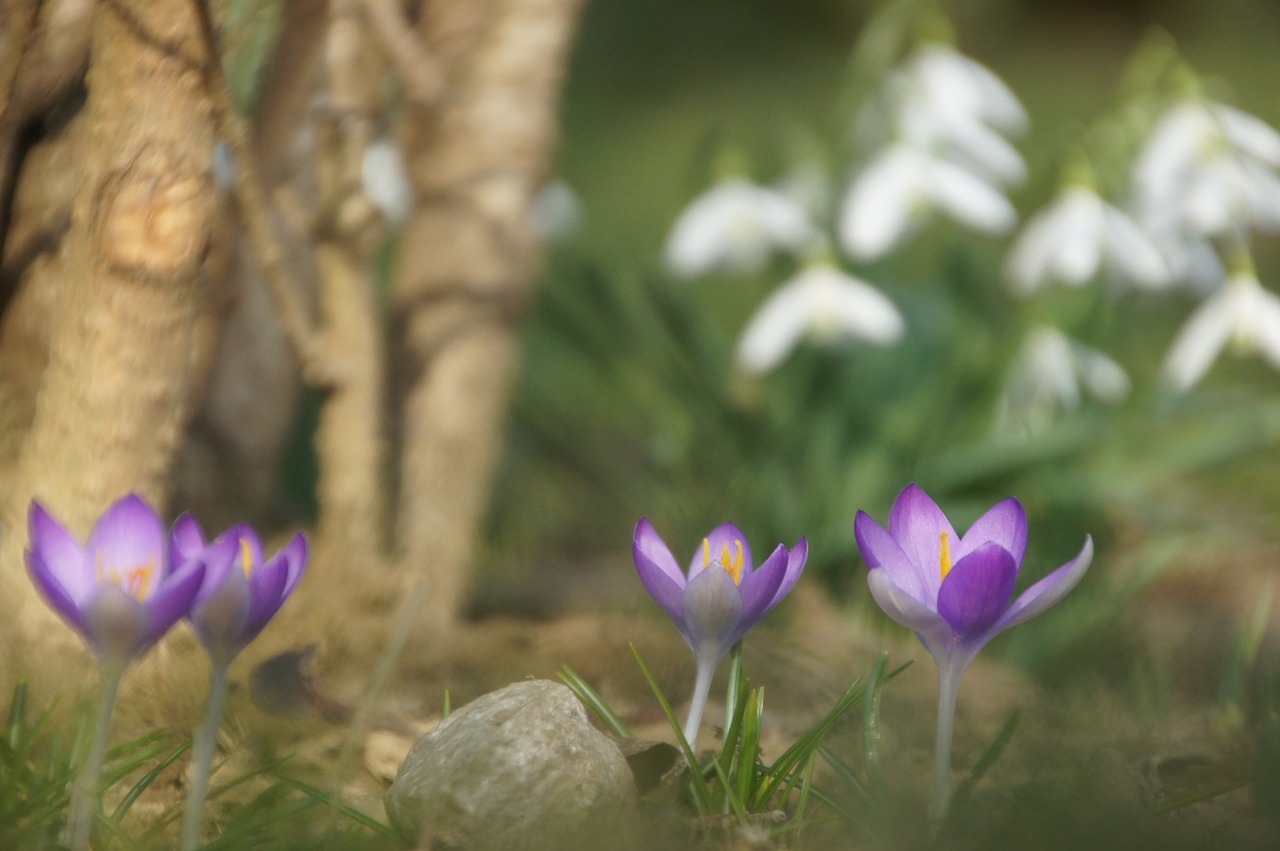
[424, 0, 1280, 704]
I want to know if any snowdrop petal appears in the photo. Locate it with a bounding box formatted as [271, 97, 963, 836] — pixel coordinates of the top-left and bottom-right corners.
[735, 277, 822, 375]
[1101, 206, 1170, 289]
[840, 148, 919, 260]
[1163, 286, 1236, 389]
[927, 159, 1017, 235]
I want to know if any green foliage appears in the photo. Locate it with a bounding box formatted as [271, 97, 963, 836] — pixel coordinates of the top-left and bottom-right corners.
[0, 681, 397, 850]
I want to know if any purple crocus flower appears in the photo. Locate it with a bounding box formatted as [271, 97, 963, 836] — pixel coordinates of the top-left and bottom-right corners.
[855, 483, 1093, 819]
[169, 517, 308, 665]
[26, 494, 206, 668]
[169, 517, 307, 851]
[633, 517, 807, 747]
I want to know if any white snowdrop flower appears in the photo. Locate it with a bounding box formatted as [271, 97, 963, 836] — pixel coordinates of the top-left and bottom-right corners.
[1005, 186, 1169, 293]
[840, 144, 1016, 261]
[872, 43, 1028, 186]
[908, 43, 1029, 137]
[529, 179, 583, 244]
[997, 326, 1130, 435]
[362, 137, 414, 226]
[734, 264, 905, 375]
[1134, 101, 1280, 239]
[663, 178, 816, 279]
[1163, 271, 1280, 390]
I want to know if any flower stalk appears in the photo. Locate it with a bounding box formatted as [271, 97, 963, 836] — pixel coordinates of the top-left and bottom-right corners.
[180, 661, 232, 851]
[67, 661, 125, 851]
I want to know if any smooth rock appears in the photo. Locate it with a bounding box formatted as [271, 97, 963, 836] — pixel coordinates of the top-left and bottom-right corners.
[383, 679, 636, 849]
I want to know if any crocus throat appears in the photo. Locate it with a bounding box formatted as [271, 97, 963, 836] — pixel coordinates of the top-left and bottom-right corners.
[95, 552, 155, 601]
[239, 538, 254, 578]
[703, 537, 746, 585]
[939, 531, 952, 581]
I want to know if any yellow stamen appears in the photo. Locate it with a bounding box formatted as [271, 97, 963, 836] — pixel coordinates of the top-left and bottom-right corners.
[240, 538, 254, 577]
[939, 531, 952, 581]
[701, 537, 746, 585]
[725, 540, 745, 585]
[95, 551, 154, 600]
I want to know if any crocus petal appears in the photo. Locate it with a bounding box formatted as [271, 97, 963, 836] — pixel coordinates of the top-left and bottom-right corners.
[689, 522, 755, 580]
[242, 555, 291, 641]
[27, 547, 91, 634]
[936, 543, 1018, 638]
[767, 536, 808, 610]
[681, 564, 745, 658]
[888, 484, 958, 600]
[276, 533, 309, 595]
[191, 535, 240, 607]
[957, 497, 1027, 565]
[635, 547, 687, 626]
[633, 517, 685, 587]
[1163, 286, 1234, 389]
[191, 567, 252, 656]
[84, 585, 151, 662]
[866, 568, 953, 659]
[137, 559, 206, 649]
[87, 495, 165, 590]
[737, 544, 788, 625]
[28, 502, 92, 606]
[991, 535, 1093, 634]
[168, 513, 207, 565]
[855, 509, 932, 605]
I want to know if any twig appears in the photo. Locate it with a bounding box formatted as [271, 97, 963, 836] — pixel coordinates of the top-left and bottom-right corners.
[189, 0, 327, 383]
[359, 0, 445, 105]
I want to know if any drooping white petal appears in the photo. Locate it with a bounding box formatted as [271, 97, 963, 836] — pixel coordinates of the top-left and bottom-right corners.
[1101, 206, 1170, 289]
[1070, 341, 1131, 402]
[839, 147, 920, 260]
[663, 179, 815, 278]
[735, 266, 904, 375]
[926, 157, 1017, 235]
[1162, 284, 1236, 390]
[1248, 285, 1280, 369]
[1217, 103, 1280, 167]
[735, 277, 824, 375]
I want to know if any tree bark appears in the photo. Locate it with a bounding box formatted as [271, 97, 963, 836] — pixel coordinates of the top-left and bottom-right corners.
[393, 0, 587, 630]
[0, 0, 227, 676]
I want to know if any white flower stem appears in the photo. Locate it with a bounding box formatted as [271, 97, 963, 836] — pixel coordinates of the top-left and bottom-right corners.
[67, 662, 125, 851]
[682, 656, 717, 754]
[180, 661, 232, 851]
[928, 664, 963, 822]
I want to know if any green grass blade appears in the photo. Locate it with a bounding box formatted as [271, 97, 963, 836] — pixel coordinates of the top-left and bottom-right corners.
[559, 666, 632, 737]
[791, 750, 819, 843]
[860, 651, 889, 802]
[734, 688, 764, 808]
[6, 679, 28, 750]
[629, 643, 714, 815]
[948, 706, 1021, 817]
[273, 773, 401, 838]
[111, 739, 190, 821]
[710, 756, 747, 824]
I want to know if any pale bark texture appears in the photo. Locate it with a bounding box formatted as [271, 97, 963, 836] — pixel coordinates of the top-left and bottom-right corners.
[0, 0, 227, 676]
[0, 0, 588, 717]
[393, 0, 586, 631]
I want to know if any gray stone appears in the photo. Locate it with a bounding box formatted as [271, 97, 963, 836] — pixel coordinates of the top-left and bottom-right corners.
[383, 679, 637, 849]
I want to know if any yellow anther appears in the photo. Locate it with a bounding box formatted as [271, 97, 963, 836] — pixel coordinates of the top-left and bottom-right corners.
[702, 538, 711, 569]
[95, 551, 154, 601]
[939, 531, 952, 581]
[240, 538, 254, 577]
[725, 540, 745, 585]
